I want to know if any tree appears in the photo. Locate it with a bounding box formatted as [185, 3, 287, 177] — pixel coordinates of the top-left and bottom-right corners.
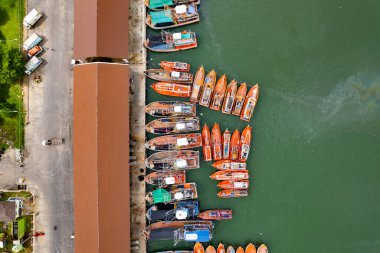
[0, 44, 24, 85]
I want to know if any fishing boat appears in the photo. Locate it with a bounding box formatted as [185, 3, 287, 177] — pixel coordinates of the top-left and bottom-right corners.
[240, 84, 260, 122]
[145, 0, 200, 11]
[217, 189, 248, 198]
[144, 30, 197, 52]
[146, 4, 200, 30]
[210, 170, 249, 180]
[257, 245, 268, 253]
[146, 200, 199, 222]
[160, 61, 190, 72]
[217, 244, 225, 253]
[146, 117, 200, 134]
[199, 70, 217, 107]
[151, 82, 191, 97]
[144, 220, 213, 245]
[227, 246, 235, 253]
[145, 133, 202, 151]
[236, 247, 244, 253]
[145, 101, 196, 117]
[210, 74, 227, 111]
[240, 125, 252, 161]
[157, 251, 193, 253]
[230, 129, 240, 160]
[222, 129, 231, 159]
[194, 242, 205, 253]
[145, 69, 193, 83]
[190, 65, 205, 102]
[217, 180, 249, 189]
[145, 170, 186, 185]
[206, 246, 216, 253]
[222, 80, 237, 114]
[202, 124, 212, 161]
[212, 160, 246, 170]
[211, 123, 222, 161]
[145, 183, 198, 204]
[245, 243, 256, 253]
[199, 209, 232, 220]
[146, 150, 200, 171]
[232, 83, 247, 116]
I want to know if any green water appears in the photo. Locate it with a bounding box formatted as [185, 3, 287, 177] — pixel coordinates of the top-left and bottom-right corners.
[146, 0, 380, 252]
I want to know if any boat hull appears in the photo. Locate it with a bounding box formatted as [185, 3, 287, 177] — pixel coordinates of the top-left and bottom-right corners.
[145, 133, 202, 151]
[217, 189, 248, 198]
[212, 160, 247, 170]
[217, 180, 249, 189]
[211, 123, 222, 161]
[239, 125, 252, 161]
[160, 61, 190, 72]
[240, 84, 259, 122]
[145, 170, 186, 185]
[199, 70, 217, 107]
[190, 65, 205, 102]
[222, 80, 237, 114]
[199, 210, 232, 220]
[146, 151, 200, 171]
[232, 83, 247, 116]
[210, 74, 227, 111]
[145, 101, 196, 117]
[145, 69, 193, 83]
[151, 82, 192, 97]
[146, 117, 200, 134]
[210, 170, 249, 180]
[202, 124, 212, 161]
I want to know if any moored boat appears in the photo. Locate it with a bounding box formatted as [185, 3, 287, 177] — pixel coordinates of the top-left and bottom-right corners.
[146, 200, 199, 222]
[257, 244, 268, 253]
[217, 189, 248, 198]
[146, 150, 200, 171]
[194, 242, 205, 253]
[240, 125, 252, 161]
[210, 74, 227, 111]
[210, 170, 249, 180]
[212, 159, 246, 170]
[145, 101, 196, 117]
[145, 183, 198, 204]
[222, 129, 231, 160]
[145, 170, 186, 185]
[151, 82, 191, 97]
[145, 0, 200, 11]
[245, 243, 256, 253]
[217, 180, 249, 189]
[199, 209, 232, 220]
[145, 133, 202, 151]
[222, 80, 237, 114]
[206, 246, 216, 253]
[232, 83, 247, 116]
[240, 84, 259, 122]
[217, 244, 225, 253]
[145, 69, 193, 83]
[160, 61, 190, 72]
[201, 124, 212, 161]
[227, 246, 235, 253]
[236, 247, 244, 253]
[144, 30, 197, 52]
[190, 65, 205, 102]
[230, 129, 240, 160]
[199, 70, 217, 107]
[146, 117, 200, 134]
[211, 123, 222, 161]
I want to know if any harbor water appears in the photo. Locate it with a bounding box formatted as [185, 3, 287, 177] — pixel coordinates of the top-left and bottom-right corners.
[146, 0, 380, 252]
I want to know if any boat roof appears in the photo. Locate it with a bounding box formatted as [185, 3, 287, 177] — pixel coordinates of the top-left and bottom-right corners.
[151, 10, 173, 25]
[153, 188, 171, 203]
[149, 0, 174, 8]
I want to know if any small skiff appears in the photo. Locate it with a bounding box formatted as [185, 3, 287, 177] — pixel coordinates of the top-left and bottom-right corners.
[217, 180, 249, 189]
[211, 160, 246, 170]
[151, 82, 191, 97]
[199, 70, 217, 107]
[222, 80, 237, 114]
[190, 65, 205, 102]
[257, 245, 268, 253]
[160, 61, 190, 72]
[145, 69, 193, 83]
[245, 243, 256, 253]
[145, 133, 202, 151]
[194, 242, 205, 253]
[240, 125, 252, 161]
[145, 0, 200, 11]
[217, 244, 225, 253]
[146, 117, 200, 134]
[217, 189, 248, 198]
[145, 170, 186, 185]
[232, 83, 247, 116]
[199, 209, 232, 220]
[145, 101, 196, 117]
[210, 74, 227, 111]
[146, 150, 200, 171]
[210, 170, 249, 180]
[240, 84, 259, 122]
[227, 246, 235, 253]
[206, 246, 216, 253]
[202, 124, 212, 162]
[144, 30, 197, 52]
[211, 123, 222, 161]
[230, 129, 241, 161]
[222, 129, 231, 160]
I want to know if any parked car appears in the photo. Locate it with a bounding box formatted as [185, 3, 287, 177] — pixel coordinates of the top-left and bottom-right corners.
[42, 138, 64, 146]
[28, 46, 44, 57]
[25, 56, 43, 75]
[23, 9, 43, 29]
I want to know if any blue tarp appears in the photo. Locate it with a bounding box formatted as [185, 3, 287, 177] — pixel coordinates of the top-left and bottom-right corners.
[151, 10, 173, 25]
[184, 230, 211, 242]
[149, 0, 174, 8]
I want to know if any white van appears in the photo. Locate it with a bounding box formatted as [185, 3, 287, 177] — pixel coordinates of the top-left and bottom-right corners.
[23, 9, 43, 29]
[23, 33, 42, 50]
[25, 56, 43, 75]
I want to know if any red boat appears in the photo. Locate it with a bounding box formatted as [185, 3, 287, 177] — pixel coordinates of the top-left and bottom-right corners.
[212, 159, 246, 170]
[151, 82, 191, 97]
[217, 189, 248, 198]
[217, 180, 249, 189]
[160, 61, 190, 72]
[230, 129, 240, 161]
[194, 243, 205, 253]
[232, 83, 247, 116]
[222, 80, 237, 114]
[210, 74, 227, 111]
[217, 244, 225, 253]
[202, 124, 212, 161]
[211, 123, 222, 161]
[240, 125, 252, 162]
[210, 170, 249, 180]
[199, 209, 232, 220]
[240, 84, 259, 122]
[222, 129, 231, 159]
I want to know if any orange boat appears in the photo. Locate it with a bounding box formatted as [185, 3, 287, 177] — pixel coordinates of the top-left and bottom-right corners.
[222, 80, 237, 114]
[210, 170, 249, 180]
[240, 125, 252, 161]
[245, 243, 257, 253]
[212, 160, 246, 170]
[210, 74, 227, 111]
[206, 246, 216, 253]
[217, 244, 225, 253]
[145, 101, 196, 117]
[240, 84, 259, 122]
[199, 70, 217, 107]
[222, 129, 231, 160]
[217, 180, 249, 189]
[236, 247, 244, 253]
[202, 124, 212, 161]
[232, 83, 247, 116]
[151, 82, 191, 97]
[145, 69, 193, 83]
[218, 189, 248, 198]
[257, 245, 268, 253]
[194, 242, 205, 253]
[160, 61, 190, 72]
[230, 129, 240, 161]
[199, 210, 232, 220]
[211, 123, 222, 161]
[190, 65, 205, 102]
[145, 133, 202, 151]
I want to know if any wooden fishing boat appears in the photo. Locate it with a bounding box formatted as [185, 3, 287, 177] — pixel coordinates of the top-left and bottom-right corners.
[146, 200, 199, 222]
[190, 65, 205, 102]
[232, 83, 247, 116]
[217, 180, 249, 189]
[145, 69, 193, 83]
[146, 150, 200, 171]
[202, 124, 212, 161]
[257, 245, 268, 253]
[151, 82, 191, 97]
[240, 84, 259, 122]
[157, 251, 193, 253]
[145, 133, 202, 151]
[194, 242, 205, 253]
[145, 183, 198, 204]
[146, 117, 200, 134]
[217, 189, 248, 198]
[146, 4, 200, 30]
[199, 209, 232, 220]
[222, 129, 231, 159]
[240, 125, 252, 161]
[236, 247, 244, 253]
[145, 170, 186, 185]
[212, 160, 246, 170]
[199, 70, 217, 107]
[210, 170, 249, 180]
[211, 123, 222, 161]
[217, 244, 225, 253]
[145, 31, 197, 52]
[145, 101, 196, 117]
[222, 80, 237, 114]
[230, 129, 240, 161]
[145, 0, 200, 11]
[210, 74, 227, 111]
[245, 243, 256, 253]
[206, 246, 216, 253]
[227, 246, 235, 253]
[160, 61, 190, 72]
